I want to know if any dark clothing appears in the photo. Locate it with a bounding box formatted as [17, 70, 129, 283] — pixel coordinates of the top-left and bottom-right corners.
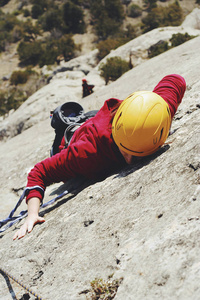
[82, 82, 94, 97]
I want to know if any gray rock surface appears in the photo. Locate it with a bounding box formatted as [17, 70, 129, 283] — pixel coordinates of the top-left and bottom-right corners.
[0, 10, 200, 300]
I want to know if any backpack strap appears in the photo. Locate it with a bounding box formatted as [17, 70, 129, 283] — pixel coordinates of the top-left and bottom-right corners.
[50, 102, 98, 156]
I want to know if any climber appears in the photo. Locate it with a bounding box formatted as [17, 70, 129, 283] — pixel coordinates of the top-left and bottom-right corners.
[13, 74, 186, 240]
[82, 78, 94, 97]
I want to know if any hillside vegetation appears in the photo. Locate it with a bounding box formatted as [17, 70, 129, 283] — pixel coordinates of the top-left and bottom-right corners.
[0, 0, 199, 116]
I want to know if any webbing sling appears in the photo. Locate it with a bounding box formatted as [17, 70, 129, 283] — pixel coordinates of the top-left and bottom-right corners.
[0, 186, 69, 233]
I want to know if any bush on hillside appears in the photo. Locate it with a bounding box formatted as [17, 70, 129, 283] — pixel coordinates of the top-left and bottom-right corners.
[17, 34, 77, 67]
[170, 32, 196, 47]
[12, 25, 24, 42]
[143, 0, 158, 11]
[148, 40, 169, 58]
[31, 4, 44, 19]
[0, 0, 10, 7]
[97, 39, 123, 61]
[38, 1, 85, 34]
[0, 12, 19, 32]
[63, 1, 85, 34]
[23, 9, 31, 17]
[0, 12, 21, 50]
[141, 1, 183, 33]
[147, 32, 195, 58]
[128, 4, 142, 18]
[0, 32, 7, 52]
[39, 8, 63, 32]
[0, 88, 27, 116]
[96, 23, 137, 61]
[10, 69, 36, 85]
[17, 40, 43, 66]
[22, 19, 41, 41]
[124, 24, 137, 40]
[99, 56, 130, 85]
[89, 0, 124, 40]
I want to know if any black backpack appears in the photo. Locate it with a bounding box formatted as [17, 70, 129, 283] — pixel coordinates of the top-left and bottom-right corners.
[50, 102, 98, 156]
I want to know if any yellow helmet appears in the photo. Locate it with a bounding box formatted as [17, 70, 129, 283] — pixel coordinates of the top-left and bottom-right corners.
[112, 91, 171, 157]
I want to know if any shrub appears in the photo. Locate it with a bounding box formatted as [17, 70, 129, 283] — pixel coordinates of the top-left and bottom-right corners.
[99, 56, 130, 84]
[10, 70, 30, 85]
[148, 40, 168, 58]
[18, 34, 76, 67]
[39, 8, 63, 32]
[17, 40, 43, 65]
[97, 39, 122, 61]
[21, 20, 41, 41]
[0, 0, 10, 7]
[128, 4, 142, 18]
[90, 0, 124, 40]
[56, 34, 77, 62]
[0, 88, 27, 116]
[162, 1, 183, 26]
[0, 32, 7, 52]
[124, 23, 137, 40]
[141, 1, 183, 33]
[143, 0, 158, 11]
[23, 9, 31, 17]
[31, 4, 44, 19]
[0, 12, 19, 32]
[38, 35, 77, 66]
[63, 1, 85, 34]
[170, 32, 195, 47]
[12, 25, 24, 42]
[88, 277, 123, 300]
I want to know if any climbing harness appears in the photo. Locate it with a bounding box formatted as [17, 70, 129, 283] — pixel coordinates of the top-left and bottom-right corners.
[0, 267, 45, 300]
[0, 186, 69, 233]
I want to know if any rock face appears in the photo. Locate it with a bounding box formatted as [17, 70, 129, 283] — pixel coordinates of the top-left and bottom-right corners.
[0, 10, 200, 300]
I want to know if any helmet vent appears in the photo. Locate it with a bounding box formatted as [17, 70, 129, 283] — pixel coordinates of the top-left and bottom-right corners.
[159, 127, 164, 142]
[167, 106, 170, 115]
[115, 112, 122, 129]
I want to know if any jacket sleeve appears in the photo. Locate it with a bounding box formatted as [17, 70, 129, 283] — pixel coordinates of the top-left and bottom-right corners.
[153, 74, 186, 118]
[26, 124, 102, 202]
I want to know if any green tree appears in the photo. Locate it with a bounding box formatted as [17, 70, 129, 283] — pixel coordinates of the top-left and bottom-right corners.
[128, 4, 142, 18]
[63, 1, 85, 34]
[0, 89, 27, 116]
[57, 35, 77, 61]
[143, 0, 157, 11]
[141, 1, 183, 33]
[99, 56, 130, 84]
[148, 40, 168, 58]
[104, 0, 124, 21]
[17, 40, 43, 65]
[0, 0, 10, 7]
[39, 8, 63, 32]
[141, 10, 161, 32]
[162, 1, 183, 26]
[97, 39, 122, 60]
[170, 32, 195, 47]
[10, 70, 29, 85]
[89, 0, 124, 39]
[31, 4, 44, 19]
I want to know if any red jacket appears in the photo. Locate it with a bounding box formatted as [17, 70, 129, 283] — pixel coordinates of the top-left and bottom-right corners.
[26, 74, 186, 201]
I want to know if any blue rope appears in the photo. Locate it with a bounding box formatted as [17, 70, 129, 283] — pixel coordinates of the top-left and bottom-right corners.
[0, 186, 69, 233]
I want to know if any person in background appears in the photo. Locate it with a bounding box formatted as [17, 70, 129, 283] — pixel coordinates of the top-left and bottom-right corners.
[82, 78, 95, 97]
[13, 74, 186, 240]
